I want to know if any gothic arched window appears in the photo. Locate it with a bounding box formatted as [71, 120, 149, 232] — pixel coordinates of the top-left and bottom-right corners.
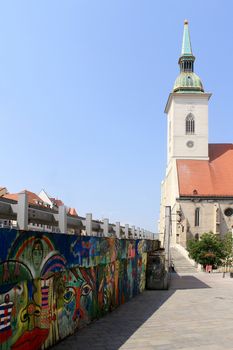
[185, 113, 195, 134]
[194, 207, 200, 227]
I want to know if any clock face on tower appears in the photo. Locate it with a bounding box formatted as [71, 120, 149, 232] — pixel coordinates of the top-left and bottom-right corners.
[186, 140, 194, 148]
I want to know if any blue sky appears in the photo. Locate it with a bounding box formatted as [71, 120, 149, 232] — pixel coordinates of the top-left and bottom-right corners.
[0, 1, 232, 232]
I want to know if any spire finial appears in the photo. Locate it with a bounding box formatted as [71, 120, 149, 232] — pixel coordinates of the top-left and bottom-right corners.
[181, 19, 192, 55]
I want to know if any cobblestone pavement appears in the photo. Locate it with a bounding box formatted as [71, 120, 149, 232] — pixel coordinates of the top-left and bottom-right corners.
[53, 272, 233, 350]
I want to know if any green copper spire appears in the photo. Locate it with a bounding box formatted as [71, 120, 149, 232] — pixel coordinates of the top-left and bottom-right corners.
[181, 19, 192, 56]
[178, 20, 195, 72]
[173, 20, 204, 93]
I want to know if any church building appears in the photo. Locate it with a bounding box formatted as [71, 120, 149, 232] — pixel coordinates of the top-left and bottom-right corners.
[159, 20, 233, 247]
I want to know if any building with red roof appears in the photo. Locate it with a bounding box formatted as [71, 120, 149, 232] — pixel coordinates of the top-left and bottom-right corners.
[0, 188, 78, 233]
[159, 21, 233, 247]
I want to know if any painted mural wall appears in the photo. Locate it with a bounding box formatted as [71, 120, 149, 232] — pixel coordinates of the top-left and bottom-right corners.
[0, 229, 157, 350]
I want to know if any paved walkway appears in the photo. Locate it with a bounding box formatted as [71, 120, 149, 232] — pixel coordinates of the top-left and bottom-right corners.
[53, 272, 233, 350]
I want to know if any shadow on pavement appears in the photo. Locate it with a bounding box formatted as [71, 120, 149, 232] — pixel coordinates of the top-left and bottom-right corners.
[170, 271, 211, 290]
[53, 273, 210, 350]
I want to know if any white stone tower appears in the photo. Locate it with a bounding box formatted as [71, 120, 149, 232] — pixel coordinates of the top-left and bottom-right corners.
[165, 20, 211, 169]
[159, 20, 212, 246]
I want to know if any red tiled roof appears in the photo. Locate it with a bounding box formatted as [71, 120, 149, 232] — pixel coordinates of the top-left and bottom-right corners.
[49, 198, 64, 207]
[177, 144, 233, 197]
[3, 190, 47, 206]
[3, 193, 18, 201]
[3, 189, 78, 215]
[68, 208, 78, 216]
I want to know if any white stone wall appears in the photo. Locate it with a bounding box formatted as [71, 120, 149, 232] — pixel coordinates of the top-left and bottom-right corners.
[176, 199, 233, 246]
[166, 93, 211, 164]
[159, 159, 179, 246]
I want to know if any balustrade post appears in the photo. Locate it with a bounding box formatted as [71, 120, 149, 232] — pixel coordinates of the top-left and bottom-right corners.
[86, 213, 93, 236]
[103, 218, 109, 237]
[17, 191, 28, 230]
[58, 205, 67, 233]
[115, 221, 120, 238]
[131, 225, 135, 239]
[141, 228, 144, 239]
[125, 224, 129, 239]
[136, 227, 140, 239]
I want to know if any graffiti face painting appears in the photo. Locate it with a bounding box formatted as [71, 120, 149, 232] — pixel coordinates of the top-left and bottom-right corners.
[0, 229, 154, 349]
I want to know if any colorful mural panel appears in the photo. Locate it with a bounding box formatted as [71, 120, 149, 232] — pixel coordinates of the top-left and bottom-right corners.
[0, 229, 157, 350]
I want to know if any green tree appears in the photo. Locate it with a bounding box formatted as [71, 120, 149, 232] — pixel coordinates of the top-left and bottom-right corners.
[187, 233, 228, 267]
[222, 232, 233, 268]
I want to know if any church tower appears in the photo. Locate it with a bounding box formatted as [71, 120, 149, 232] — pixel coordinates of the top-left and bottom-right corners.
[165, 20, 211, 167]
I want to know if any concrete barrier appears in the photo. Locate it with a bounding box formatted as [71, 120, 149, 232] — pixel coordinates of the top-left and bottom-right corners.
[0, 228, 157, 349]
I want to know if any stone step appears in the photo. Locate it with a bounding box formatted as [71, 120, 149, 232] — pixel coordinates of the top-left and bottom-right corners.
[170, 247, 198, 273]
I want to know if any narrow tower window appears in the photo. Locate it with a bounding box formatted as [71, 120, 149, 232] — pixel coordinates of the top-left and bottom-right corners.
[195, 208, 200, 226]
[186, 113, 195, 134]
